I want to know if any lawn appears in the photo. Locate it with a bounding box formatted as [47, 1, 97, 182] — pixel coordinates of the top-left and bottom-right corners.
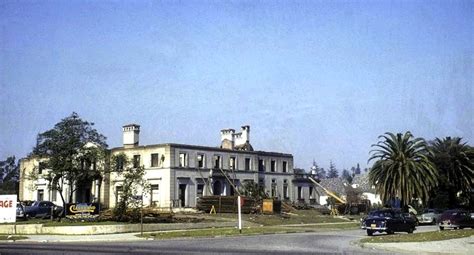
[140, 222, 359, 240]
[360, 229, 474, 243]
[210, 210, 351, 226]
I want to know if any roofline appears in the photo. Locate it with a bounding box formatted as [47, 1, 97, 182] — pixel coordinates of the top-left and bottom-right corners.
[110, 143, 293, 157]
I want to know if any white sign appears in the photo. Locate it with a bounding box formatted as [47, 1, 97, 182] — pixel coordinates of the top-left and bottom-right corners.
[0, 195, 17, 223]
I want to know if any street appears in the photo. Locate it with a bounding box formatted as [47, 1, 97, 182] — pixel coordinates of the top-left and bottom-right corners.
[0, 226, 438, 254]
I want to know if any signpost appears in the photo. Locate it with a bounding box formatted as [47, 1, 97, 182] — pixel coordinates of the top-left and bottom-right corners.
[0, 195, 17, 224]
[237, 195, 242, 233]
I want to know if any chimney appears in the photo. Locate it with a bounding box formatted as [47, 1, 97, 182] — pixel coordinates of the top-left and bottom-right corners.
[220, 129, 235, 149]
[123, 124, 140, 148]
[241, 125, 250, 142]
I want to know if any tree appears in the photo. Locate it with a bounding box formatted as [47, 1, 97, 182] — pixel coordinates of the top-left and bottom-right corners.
[429, 137, 474, 208]
[31, 112, 108, 213]
[341, 169, 353, 184]
[310, 160, 326, 180]
[368, 132, 438, 207]
[327, 161, 339, 178]
[111, 153, 149, 222]
[0, 156, 19, 194]
[355, 163, 361, 175]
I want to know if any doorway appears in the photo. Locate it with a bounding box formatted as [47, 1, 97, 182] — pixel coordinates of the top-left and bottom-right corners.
[178, 184, 187, 207]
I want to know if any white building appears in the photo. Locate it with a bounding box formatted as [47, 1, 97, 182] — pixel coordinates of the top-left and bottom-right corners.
[19, 125, 295, 209]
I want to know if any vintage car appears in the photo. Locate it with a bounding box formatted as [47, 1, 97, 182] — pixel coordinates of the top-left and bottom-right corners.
[417, 209, 442, 225]
[438, 209, 474, 230]
[25, 201, 63, 219]
[16, 202, 27, 220]
[361, 209, 417, 236]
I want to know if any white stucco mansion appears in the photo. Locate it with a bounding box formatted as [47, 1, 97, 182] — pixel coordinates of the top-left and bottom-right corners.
[19, 125, 295, 209]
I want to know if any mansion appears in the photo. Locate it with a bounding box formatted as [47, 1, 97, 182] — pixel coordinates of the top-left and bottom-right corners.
[19, 125, 299, 209]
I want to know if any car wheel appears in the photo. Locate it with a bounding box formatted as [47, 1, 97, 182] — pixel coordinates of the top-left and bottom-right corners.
[387, 230, 394, 235]
[459, 226, 464, 230]
[431, 219, 436, 225]
[453, 227, 458, 230]
[366, 230, 374, 236]
[439, 226, 444, 231]
[408, 228, 414, 234]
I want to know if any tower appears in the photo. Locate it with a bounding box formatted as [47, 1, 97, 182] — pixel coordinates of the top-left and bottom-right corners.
[123, 124, 140, 148]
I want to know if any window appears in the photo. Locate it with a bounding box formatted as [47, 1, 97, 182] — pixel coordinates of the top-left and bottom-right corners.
[116, 186, 123, 203]
[197, 184, 204, 197]
[283, 180, 289, 199]
[197, 154, 205, 168]
[283, 161, 288, 173]
[38, 162, 46, 174]
[229, 157, 236, 170]
[258, 178, 264, 189]
[133, 155, 141, 168]
[245, 158, 251, 171]
[271, 179, 277, 197]
[309, 187, 314, 199]
[179, 153, 188, 167]
[271, 160, 276, 172]
[150, 184, 159, 206]
[258, 159, 265, 172]
[51, 187, 57, 201]
[37, 189, 44, 201]
[213, 155, 221, 169]
[297, 186, 303, 200]
[151, 153, 159, 167]
[116, 157, 124, 170]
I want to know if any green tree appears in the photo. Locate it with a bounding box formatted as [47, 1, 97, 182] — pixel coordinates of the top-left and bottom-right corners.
[111, 153, 149, 222]
[368, 132, 438, 207]
[341, 169, 353, 184]
[31, 112, 108, 212]
[327, 161, 339, 178]
[429, 137, 474, 208]
[0, 156, 19, 194]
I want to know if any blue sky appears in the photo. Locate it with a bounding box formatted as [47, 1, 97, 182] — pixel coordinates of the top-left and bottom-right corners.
[1, 0, 472, 171]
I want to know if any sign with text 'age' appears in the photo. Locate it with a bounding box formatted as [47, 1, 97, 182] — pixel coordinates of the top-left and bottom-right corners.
[0, 195, 17, 223]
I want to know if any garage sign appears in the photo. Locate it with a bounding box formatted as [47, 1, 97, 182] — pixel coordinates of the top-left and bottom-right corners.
[0, 195, 17, 223]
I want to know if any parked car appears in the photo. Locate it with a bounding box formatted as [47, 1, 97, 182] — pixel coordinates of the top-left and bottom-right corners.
[403, 212, 419, 226]
[438, 209, 474, 230]
[361, 208, 417, 236]
[417, 209, 442, 225]
[25, 201, 63, 219]
[16, 202, 27, 220]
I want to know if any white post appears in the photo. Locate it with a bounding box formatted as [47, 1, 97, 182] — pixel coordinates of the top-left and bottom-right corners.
[237, 195, 242, 233]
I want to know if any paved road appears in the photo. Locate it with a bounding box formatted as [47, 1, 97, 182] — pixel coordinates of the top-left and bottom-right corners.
[0, 226, 437, 255]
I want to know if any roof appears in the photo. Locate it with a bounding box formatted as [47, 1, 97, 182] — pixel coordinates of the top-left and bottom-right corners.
[315, 174, 375, 196]
[352, 174, 376, 193]
[110, 143, 292, 158]
[316, 177, 346, 195]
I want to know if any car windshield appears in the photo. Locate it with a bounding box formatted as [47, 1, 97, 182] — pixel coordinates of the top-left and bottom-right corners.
[369, 211, 393, 218]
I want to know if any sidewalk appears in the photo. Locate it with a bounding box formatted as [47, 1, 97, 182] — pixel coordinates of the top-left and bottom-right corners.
[360, 236, 474, 254]
[13, 232, 146, 243]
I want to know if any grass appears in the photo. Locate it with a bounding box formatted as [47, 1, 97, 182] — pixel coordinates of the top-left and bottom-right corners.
[139, 222, 359, 240]
[360, 229, 474, 243]
[0, 235, 28, 241]
[211, 210, 350, 226]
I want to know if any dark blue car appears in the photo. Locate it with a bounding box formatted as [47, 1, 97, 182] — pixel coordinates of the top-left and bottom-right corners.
[25, 201, 63, 219]
[362, 208, 417, 236]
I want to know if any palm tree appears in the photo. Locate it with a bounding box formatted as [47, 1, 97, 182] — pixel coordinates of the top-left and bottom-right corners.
[429, 137, 474, 208]
[368, 132, 438, 207]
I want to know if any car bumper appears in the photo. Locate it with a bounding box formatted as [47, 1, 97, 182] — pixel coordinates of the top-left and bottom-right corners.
[417, 218, 435, 223]
[361, 226, 388, 231]
[439, 223, 459, 229]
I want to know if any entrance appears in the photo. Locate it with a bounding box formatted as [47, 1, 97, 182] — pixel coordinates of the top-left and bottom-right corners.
[213, 180, 222, 196]
[178, 184, 187, 207]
